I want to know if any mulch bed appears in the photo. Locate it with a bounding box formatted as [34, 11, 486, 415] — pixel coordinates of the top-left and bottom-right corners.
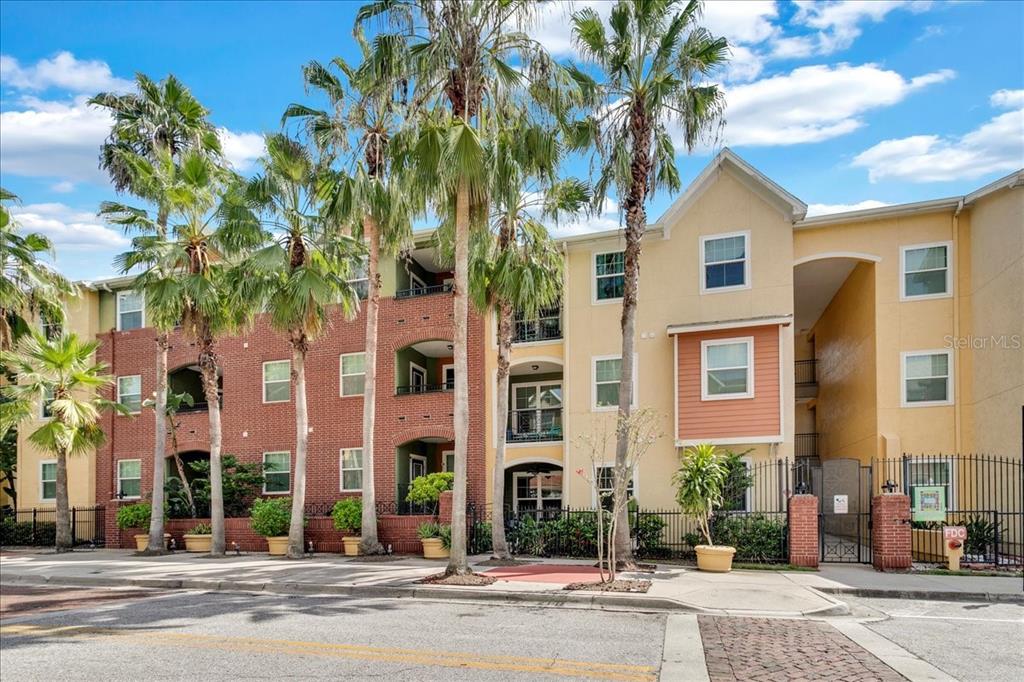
[417, 572, 498, 586]
[564, 579, 651, 593]
[592, 561, 657, 573]
[475, 558, 533, 567]
[346, 554, 406, 563]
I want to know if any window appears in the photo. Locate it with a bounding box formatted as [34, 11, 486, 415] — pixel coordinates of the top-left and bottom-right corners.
[40, 386, 55, 419]
[595, 465, 635, 507]
[442, 450, 455, 473]
[40, 314, 62, 341]
[512, 382, 563, 438]
[902, 350, 953, 406]
[340, 353, 366, 397]
[116, 291, 145, 331]
[117, 375, 142, 413]
[409, 363, 427, 392]
[263, 361, 290, 403]
[340, 448, 363, 492]
[117, 459, 141, 499]
[701, 338, 754, 400]
[263, 452, 290, 493]
[348, 259, 369, 299]
[514, 471, 563, 512]
[905, 459, 955, 510]
[701, 232, 749, 292]
[901, 242, 951, 300]
[442, 364, 455, 390]
[593, 356, 637, 410]
[40, 460, 56, 501]
[594, 251, 625, 301]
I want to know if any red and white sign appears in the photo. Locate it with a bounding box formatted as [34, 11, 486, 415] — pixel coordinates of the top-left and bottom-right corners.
[943, 526, 967, 541]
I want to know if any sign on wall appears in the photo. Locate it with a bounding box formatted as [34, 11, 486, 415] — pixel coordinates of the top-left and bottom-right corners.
[913, 485, 947, 522]
[833, 494, 848, 514]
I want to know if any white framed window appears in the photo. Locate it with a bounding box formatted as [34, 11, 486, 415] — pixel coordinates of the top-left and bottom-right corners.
[512, 382, 563, 438]
[442, 364, 455, 390]
[905, 458, 957, 510]
[340, 352, 366, 397]
[348, 259, 369, 299]
[409, 453, 427, 481]
[594, 464, 636, 507]
[901, 350, 953, 407]
[263, 452, 290, 493]
[40, 460, 57, 501]
[700, 231, 750, 293]
[409, 362, 427, 392]
[116, 291, 145, 331]
[593, 251, 625, 302]
[701, 337, 754, 400]
[901, 242, 952, 300]
[340, 448, 363, 492]
[40, 385, 55, 419]
[592, 355, 637, 411]
[513, 471, 563, 512]
[117, 375, 142, 414]
[263, 360, 290, 403]
[117, 459, 142, 499]
[442, 450, 455, 473]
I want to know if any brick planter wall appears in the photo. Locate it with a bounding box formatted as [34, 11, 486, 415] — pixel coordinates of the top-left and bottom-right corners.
[788, 494, 819, 568]
[872, 494, 912, 571]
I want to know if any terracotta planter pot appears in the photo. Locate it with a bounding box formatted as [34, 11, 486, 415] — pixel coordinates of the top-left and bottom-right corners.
[695, 545, 736, 573]
[183, 534, 212, 553]
[266, 536, 289, 556]
[342, 536, 361, 557]
[421, 537, 449, 559]
[133, 534, 171, 551]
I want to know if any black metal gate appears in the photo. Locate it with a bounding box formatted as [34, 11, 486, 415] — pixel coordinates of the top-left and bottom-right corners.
[800, 458, 873, 563]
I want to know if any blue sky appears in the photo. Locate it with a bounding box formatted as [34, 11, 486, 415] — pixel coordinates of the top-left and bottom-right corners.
[1, 0, 1022, 281]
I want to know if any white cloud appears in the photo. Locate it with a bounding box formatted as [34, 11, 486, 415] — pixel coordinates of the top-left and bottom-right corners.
[550, 197, 621, 238]
[991, 89, 1024, 108]
[0, 51, 133, 93]
[50, 181, 76, 193]
[219, 128, 265, 171]
[724, 46, 764, 83]
[531, 0, 610, 57]
[806, 199, 889, 217]
[10, 203, 129, 253]
[701, 1, 778, 45]
[788, 1, 933, 56]
[718, 63, 954, 146]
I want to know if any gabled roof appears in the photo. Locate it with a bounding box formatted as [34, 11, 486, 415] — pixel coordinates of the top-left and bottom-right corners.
[656, 148, 808, 238]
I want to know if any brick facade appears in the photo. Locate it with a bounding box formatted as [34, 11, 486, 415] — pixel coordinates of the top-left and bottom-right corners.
[871, 493, 912, 571]
[787, 494, 819, 568]
[96, 292, 486, 550]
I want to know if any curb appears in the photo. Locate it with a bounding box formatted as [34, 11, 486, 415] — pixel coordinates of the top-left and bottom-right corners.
[818, 586, 1024, 604]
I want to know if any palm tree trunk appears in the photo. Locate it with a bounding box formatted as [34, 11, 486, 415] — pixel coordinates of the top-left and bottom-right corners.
[490, 301, 512, 560]
[54, 448, 71, 551]
[359, 215, 384, 555]
[169, 419, 195, 517]
[199, 347, 225, 555]
[147, 333, 168, 552]
[287, 342, 308, 559]
[447, 178, 471, 576]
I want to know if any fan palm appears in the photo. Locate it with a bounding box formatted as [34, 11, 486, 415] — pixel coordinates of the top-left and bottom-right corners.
[229, 133, 365, 559]
[570, 0, 727, 565]
[91, 74, 223, 552]
[0, 332, 126, 550]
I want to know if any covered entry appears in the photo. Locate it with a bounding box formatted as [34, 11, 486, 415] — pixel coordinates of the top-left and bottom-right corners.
[799, 457, 873, 563]
[504, 462, 563, 516]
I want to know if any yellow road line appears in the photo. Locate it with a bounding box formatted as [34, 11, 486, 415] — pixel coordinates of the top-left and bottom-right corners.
[1, 624, 657, 681]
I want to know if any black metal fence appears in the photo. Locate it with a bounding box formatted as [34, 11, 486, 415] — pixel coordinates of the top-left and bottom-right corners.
[0, 506, 106, 547]
[876, 454, 1022, 567]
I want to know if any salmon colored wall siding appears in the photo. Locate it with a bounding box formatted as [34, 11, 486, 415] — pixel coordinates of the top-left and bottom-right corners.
[676, 324, 782, 441]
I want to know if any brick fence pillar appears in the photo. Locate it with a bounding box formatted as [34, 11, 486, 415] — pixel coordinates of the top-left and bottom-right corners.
[104, 499, 127, 549]
[788, 494, 819, 568]
[438, 490, 453, 525]
[872, 494, 912, 571]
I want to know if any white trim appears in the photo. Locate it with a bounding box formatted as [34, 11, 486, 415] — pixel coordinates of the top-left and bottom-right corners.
[676, 435, 783, 447]
[699, 230, 751, 294]
[409, 361, 427, 391]
[262, 451, 291, 494]
[591, 462, 638, 507]
[591, 354, 638, 412]
[700, 337, 754, 401]
[778, 325, 786, 444]
[673, 334, 679, 444]
[900, 241, 953, 301]
[901, 349, 954, 407]
[793, 251, 882, 266]
[591, 249, 625, 305]
[339, 447, 363, 492]
[794, 196, 961, 229]
[512, 470, 563, 512]
[667, 315, 792, 336]
[116, 458, 142, 500]
[262, 360, 290, 404]
[409, 271, 427, 291]
[39, 459, 57, 501]
[116, 375, 142, 415]
[339, 352, 366, 398]
[442, 449, 455, 473]
[115, 290, 145, 331]
[442, 363, 455, 391]
[408, 453, 427, 481]
[38, 385, 54, 420]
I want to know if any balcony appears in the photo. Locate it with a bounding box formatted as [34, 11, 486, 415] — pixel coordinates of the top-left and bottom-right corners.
[396, 383, 451, 396]
[795, 432, 819, 459]
[795, 359, 818, 399]
[507, 407, 563, 443]
[395, 282, 453, 299]
[513, 306, 562, 344]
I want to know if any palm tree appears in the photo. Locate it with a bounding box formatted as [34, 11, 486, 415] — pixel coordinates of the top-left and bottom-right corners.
[102, 149, 259, 556]
[283, 39, 419, 555]
[230, 133, 364, 559]
[469, 115, 582, 558]
[0, 332, 125, 550]
[358, 0, 570, 576]
[1, 188, 75, 352]
[91, 74, 222, 553]
[570, 0, 727, 565]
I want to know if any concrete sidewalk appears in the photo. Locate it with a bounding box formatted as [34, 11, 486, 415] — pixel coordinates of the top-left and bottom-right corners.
[787, 564, 1024, 604]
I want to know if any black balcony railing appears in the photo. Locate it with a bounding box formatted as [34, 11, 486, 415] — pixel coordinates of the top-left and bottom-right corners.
[795, 432, 819, 459]
[513, 316, 562, 343]
[395, 283, 453, 299]
[507, 407, 563, 443]
[395, 383, 451, 395]
[795, 359, 817, 385]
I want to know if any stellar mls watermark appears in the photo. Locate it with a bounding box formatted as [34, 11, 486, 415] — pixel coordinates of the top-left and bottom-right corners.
[944, 334, 1022, 350]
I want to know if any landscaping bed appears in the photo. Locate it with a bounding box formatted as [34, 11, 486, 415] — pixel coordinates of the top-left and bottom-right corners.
[564, 579, 651, 593]
[417, 572, 497, 586]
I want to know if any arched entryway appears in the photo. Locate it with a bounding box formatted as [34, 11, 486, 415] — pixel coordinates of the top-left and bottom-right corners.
[504, 460, 563, 517]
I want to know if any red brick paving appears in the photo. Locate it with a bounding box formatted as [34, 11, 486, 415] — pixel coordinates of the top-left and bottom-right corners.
[698, 616, 905, 681]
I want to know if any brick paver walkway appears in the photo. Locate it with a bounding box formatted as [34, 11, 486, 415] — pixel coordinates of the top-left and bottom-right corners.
[698, 616, 905, 681]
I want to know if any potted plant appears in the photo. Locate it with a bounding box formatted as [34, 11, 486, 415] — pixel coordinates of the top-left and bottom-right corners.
[405, 472, 454, 512]
[417, 522, 451, 559]
[116, 503, 169, 551]
[182, 523, 213, 553]
[673, 443, 736, 572]
[331, 498, 362, 556]
[250, 497, 293, 555]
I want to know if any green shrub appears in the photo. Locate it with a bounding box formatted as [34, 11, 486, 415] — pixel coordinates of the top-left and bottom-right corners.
[685, 514, 787, 563]
[439, 524, 452, 550]
[187, 523, 212, 535]
[116, 503, 152, 530]
[405, 473, 454, 506]
[471, 521, 493, 554]
[331, 498, 362, 532]
[188, 455, 265, 518]
[250, 498, 292, 537]
[417, 522, 441, 540]
[0, 518, 57, 546]
[633, 512, 670, 559]
[964, 515, 998, 558]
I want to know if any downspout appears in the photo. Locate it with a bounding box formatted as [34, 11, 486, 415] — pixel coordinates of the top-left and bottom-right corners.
[953, 198, 964, 454]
